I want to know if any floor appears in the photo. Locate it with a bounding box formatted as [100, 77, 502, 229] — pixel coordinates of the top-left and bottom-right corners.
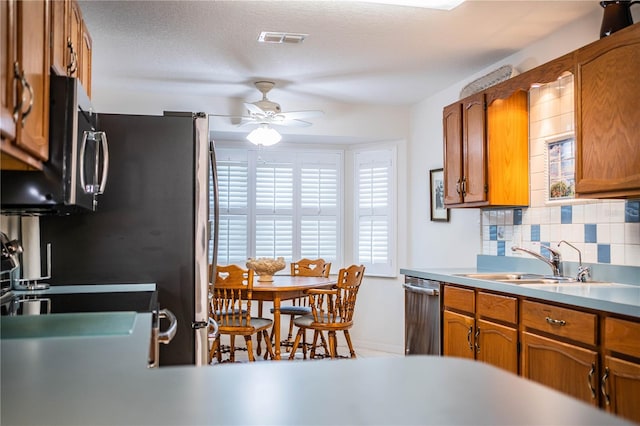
[209, 335, 401, 365]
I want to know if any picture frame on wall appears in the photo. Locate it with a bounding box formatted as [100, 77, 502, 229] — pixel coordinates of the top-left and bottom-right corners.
[430, 168, 449, 222]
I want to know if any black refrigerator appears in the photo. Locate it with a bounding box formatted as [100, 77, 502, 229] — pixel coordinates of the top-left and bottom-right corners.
[40, 112, 216, 366]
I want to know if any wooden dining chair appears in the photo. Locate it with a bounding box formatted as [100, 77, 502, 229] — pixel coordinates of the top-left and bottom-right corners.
[288, 264, 365, 360]
[270, 258, 331, 355]
[209, 264, 275, 363]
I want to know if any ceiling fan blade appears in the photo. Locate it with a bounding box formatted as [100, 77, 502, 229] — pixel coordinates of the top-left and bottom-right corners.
[244, 102, 266, 116]
[271, 118, 313, 128]
[277, 110, 324, 120]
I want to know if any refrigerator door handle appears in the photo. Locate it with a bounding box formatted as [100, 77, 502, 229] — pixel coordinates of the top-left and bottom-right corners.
[158, 308, 178, 344]
[209, 141, 220, 275]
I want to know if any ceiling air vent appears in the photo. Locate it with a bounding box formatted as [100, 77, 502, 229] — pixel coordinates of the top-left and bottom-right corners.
[258, 31, 307, 44]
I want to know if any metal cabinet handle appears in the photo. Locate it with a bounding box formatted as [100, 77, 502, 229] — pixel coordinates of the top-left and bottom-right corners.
[467, 325, 474, 350]
[474, 327, 480, 353]
[545, 316, 566, 326]
[601, 367, 610, 406]
[158, 308, 178, 344]
[12, 63, 22, 123]
[20, 72, 34, 127]
[66, 38, 78, 75]
[587, 363, 596, 399]
[455, 179, 461, 195]
[461, 177, 467, 197]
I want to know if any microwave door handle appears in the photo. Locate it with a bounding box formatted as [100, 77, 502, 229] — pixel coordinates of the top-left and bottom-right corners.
[97, 132, 109, 194]
[79, 131, 89, 193]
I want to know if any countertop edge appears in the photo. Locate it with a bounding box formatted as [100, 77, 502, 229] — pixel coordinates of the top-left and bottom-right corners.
[400, 268, 640, 319]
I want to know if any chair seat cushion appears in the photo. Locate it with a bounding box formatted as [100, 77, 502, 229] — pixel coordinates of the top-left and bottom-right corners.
[218, 317, 273, 330]
[293, 313, 344, 327]
[271, 306, 312, 315]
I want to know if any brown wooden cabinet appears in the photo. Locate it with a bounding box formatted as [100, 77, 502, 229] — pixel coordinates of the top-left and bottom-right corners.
[575, 24, 640, 199]
[1, 0, 17, 147]
[521, 331, 599, 406]
[443, 90, 528, 208]
[442, 285, 518, 374]
[50, 0, 90, 96]
[1, 0, 50, 170]
[2, 0, 92, 171]
[443, 93, 486, 207]
[78, 17, 91, 97]
[441, 280, 640, 420]
[602, 317, 640, 423]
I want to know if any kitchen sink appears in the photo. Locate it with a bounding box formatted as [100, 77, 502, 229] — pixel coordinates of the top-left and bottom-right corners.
[457, 272, 579, 285]
[457, 272, 546, 281]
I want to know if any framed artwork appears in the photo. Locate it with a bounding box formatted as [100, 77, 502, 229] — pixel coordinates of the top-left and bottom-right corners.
[430, 168, 449, 222]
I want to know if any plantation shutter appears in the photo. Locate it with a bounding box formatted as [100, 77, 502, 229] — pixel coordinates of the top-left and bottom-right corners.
[354, 149, 395, 277]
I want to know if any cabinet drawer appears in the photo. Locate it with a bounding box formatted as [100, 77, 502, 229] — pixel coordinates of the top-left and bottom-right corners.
[605, 317, 640, 357]
[443, 285, 474, 313]
[521, 300, 596, 346]
[477, 292, 517, 325]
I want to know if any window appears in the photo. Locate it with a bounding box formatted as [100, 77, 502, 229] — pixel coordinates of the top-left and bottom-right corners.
[354, 148, 396, 277]
[212, 148, 342, 266]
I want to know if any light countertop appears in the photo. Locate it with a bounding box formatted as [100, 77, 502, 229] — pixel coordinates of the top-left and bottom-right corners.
[1, 315, 633, 426]
[400, 267, 640, 319]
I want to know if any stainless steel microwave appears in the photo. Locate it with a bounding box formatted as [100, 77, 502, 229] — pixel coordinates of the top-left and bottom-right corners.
[1, 76, 108, 215]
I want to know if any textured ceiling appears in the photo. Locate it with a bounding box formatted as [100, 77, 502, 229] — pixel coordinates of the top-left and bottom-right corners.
[78, 0, 604, 139]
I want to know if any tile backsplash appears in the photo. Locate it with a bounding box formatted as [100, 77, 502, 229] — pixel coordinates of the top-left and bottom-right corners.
[481, 73, 640, 267]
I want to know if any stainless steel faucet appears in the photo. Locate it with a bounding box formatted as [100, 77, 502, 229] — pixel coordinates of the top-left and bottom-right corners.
[558, 240, 591, 282]
[511, 244, 563, 277]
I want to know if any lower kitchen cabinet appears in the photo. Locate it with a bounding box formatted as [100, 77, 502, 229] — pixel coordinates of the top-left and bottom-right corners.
[521, 331, 599, 406]
[442, 310, 475, 360]
[476, 319, 518, 374]
[442, 285, 518, 373]
[440, 281, 640, 420]
[602, 317, 640, 423]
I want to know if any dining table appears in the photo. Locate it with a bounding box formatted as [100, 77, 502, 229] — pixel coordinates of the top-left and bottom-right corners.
[252, 275, 337, 360]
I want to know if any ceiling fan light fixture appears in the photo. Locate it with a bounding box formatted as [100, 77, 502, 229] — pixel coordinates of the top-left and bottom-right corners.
[246, 125, 282, 146]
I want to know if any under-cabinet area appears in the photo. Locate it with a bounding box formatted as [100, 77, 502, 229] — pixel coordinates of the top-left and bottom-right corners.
[440, 280, 640, 424]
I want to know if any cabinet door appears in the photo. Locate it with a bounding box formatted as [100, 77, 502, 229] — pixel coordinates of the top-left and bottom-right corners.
[602, 356, 640, 423]
[443, 102, 463, 205]
[521, 332, 599, 406]
[462, 92, 486, 204]
[1, 0, 16, 142]
[68, 0, 81, 77]
[15, 0, 49, 161]
[576, 28, 640, 198]
[443, 310, 475, 360]
[79, 18, 91, 97]
[486, 91, 529, 206]
[50, 0, 67, 76]
[476, 319, 518, 374]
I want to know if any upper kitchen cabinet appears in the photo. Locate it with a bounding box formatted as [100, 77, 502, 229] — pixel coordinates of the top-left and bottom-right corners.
[50, 0, 91, 97]
[443, 90, 528, 208]
[79, 18, 92, 98]
[443, 92, 486, 207]
[1, 0, 50, 170]
[574, 24, 640, 199]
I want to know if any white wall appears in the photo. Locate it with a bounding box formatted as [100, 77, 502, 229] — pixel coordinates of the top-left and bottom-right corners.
[405, 9, 602, 271]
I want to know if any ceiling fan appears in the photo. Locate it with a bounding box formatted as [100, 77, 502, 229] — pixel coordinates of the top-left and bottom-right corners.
[217, 81, 324, 128]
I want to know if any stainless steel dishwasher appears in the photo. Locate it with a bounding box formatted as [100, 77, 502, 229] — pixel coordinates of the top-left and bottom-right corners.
[403, 276, 440, 355]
